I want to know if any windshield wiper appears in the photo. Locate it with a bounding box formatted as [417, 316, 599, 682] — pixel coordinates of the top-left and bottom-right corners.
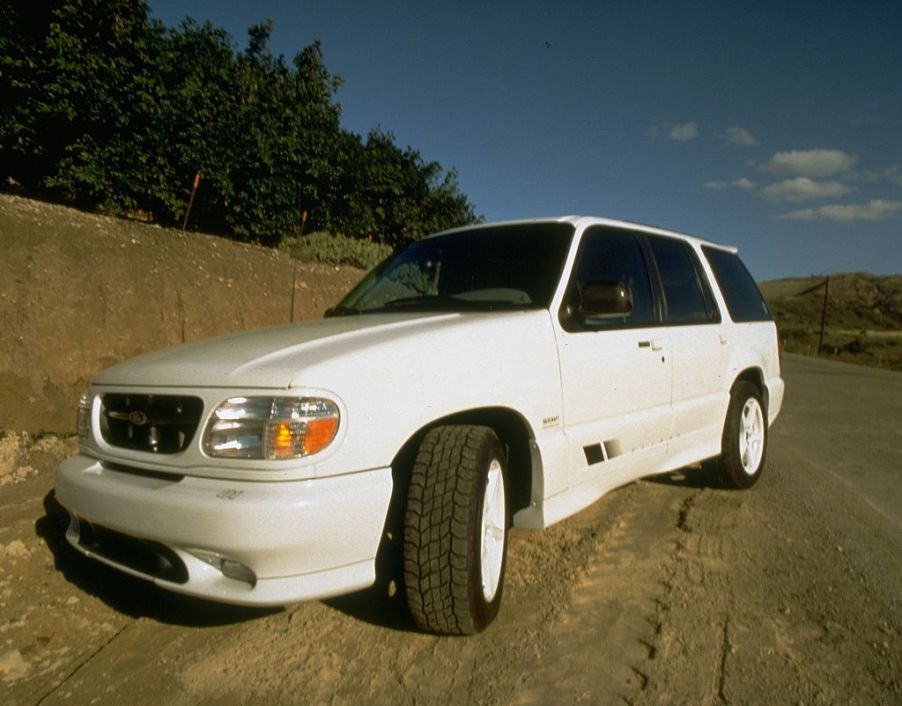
[323, 305, 362, 318]
[329, 296, 530, 317]
[380, 295, 464, 309]
[373, 295, 525, 312]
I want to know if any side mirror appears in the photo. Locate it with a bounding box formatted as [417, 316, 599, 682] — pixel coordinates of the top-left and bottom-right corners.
[576, 280, 632, 320]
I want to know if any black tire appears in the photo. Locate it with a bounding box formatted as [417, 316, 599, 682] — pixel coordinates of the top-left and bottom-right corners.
[403, 425, 508, 635]
[718, 381, 768, 489]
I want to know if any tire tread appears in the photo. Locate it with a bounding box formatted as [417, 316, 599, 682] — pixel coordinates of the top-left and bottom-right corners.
[403, 425, 502, 635]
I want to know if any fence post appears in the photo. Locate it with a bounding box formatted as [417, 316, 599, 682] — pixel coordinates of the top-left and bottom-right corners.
[817, 275, 830, 354]
[182, 172, 201, 232]
[289, 210, 308, 323]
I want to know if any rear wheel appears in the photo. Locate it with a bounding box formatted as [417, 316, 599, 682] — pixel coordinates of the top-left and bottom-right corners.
[717, 381, 767, 489]
[403, 425, 508, 635]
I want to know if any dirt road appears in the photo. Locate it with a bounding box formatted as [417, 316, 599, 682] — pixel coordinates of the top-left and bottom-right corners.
[2, 355, 900, 705]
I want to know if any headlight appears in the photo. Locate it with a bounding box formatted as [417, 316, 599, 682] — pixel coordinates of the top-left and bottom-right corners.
[202, 396, 340, 460]
[77, 392, 92, 440]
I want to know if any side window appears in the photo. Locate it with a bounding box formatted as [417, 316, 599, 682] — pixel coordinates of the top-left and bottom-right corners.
[564, 228, 656, 328]
[702, 246, 773, 322]
[649, 237, 719, 324]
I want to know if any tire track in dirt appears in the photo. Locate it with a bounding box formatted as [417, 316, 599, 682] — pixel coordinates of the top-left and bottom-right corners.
[633, 487, 747, 706]
[511, 478, 698, 705]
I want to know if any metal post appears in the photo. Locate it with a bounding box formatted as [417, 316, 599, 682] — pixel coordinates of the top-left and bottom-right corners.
[817, 275, 830, 354]
[290, 261, 298, 324]
[289, 210, 307, 323]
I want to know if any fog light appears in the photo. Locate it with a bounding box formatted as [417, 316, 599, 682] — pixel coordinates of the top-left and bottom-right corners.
[188, 549, 257, 587]
[221, 559, 257, 586]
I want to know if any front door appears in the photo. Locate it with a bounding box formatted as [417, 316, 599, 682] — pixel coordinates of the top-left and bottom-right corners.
[555, 227, 672, 490]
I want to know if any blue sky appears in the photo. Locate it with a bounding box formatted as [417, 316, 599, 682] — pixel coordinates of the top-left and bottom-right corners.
[148, 0, 902, 281]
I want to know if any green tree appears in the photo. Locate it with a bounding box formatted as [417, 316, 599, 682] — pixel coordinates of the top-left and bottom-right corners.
[1, 0, 168, 212]
[1, 0, 478, 246]
[334, 129, 478, 246]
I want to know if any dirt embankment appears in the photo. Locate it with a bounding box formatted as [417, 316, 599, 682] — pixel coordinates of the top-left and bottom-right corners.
[0, 194, 363, 433]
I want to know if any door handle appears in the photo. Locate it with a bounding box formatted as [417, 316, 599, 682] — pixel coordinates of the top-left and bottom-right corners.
[638, 338, 664, 351]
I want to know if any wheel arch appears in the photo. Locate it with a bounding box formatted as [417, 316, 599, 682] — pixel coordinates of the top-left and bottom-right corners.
[731, 366, 768, 413]
[390, 406, 539, 519]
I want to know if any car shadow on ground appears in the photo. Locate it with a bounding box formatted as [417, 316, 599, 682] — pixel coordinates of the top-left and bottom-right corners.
[643, 461, 729, 490]
[324, 585, 418, 633]
[36, 490, 280, 627]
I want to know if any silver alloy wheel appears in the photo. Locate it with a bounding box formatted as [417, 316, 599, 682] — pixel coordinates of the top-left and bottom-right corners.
[480, 458, 506, 602]
[739, 397, 765, 475]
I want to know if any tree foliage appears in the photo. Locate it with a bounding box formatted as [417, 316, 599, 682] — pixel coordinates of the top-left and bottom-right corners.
[0, 0, 478, 245]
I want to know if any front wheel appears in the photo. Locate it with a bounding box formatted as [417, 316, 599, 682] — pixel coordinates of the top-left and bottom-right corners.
[717, 381, 768, 489]
[403, 425, 508, 635]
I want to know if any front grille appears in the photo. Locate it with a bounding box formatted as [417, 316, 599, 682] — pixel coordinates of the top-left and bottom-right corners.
[100, 394, 203, 454]
[76, 520, 189, 584]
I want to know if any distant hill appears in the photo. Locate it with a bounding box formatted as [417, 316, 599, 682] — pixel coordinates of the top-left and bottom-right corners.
[760, 273, 902, 370]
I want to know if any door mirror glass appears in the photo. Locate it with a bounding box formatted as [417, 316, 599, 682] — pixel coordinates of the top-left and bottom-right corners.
[577, 280, 633, 320]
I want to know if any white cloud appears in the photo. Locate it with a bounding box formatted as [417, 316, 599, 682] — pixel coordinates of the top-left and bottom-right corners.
[846, 165, 902, 187]
[669, 121, 699, 141]
[760, 149, 858, 178]
[723, 126, 758, 146]
[705, 177, 756, 191]
[778, 199, 902, 222]
[761, 177, 855, 203]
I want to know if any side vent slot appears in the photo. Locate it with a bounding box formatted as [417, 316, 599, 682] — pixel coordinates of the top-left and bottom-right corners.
[583, 443, 605, 465]
[584, 440, 623, 466]
[603, 439, 622, 460]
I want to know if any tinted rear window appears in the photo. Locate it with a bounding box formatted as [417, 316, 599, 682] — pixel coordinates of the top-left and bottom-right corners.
[702, 247, 772, 322]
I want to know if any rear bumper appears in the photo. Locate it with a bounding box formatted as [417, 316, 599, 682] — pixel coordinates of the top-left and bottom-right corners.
[766, 375, 786, 426]
[55, 454, 393, 606]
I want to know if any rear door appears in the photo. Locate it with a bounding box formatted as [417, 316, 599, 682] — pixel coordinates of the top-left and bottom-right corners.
[646, 236, 728, 457]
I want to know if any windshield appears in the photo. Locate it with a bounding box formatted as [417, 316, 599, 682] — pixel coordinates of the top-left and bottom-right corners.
[328, 223, 575, 315]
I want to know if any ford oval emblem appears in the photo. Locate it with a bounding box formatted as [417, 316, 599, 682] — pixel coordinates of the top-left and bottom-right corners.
[128, 410, 149, 426]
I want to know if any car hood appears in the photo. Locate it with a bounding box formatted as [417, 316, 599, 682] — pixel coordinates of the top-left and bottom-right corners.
[93, 312, 533, 390]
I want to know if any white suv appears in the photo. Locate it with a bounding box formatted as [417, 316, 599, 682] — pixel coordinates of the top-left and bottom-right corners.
[56, 216, 784, 634]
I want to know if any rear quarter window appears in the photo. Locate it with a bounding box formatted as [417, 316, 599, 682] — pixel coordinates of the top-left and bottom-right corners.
[702, 246, 772, 322]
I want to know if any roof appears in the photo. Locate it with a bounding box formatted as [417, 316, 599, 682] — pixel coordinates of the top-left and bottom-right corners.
[431, 215, 737, 252]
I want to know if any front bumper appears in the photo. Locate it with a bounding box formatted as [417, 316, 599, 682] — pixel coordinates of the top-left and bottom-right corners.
[55, 454, 393, 606]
